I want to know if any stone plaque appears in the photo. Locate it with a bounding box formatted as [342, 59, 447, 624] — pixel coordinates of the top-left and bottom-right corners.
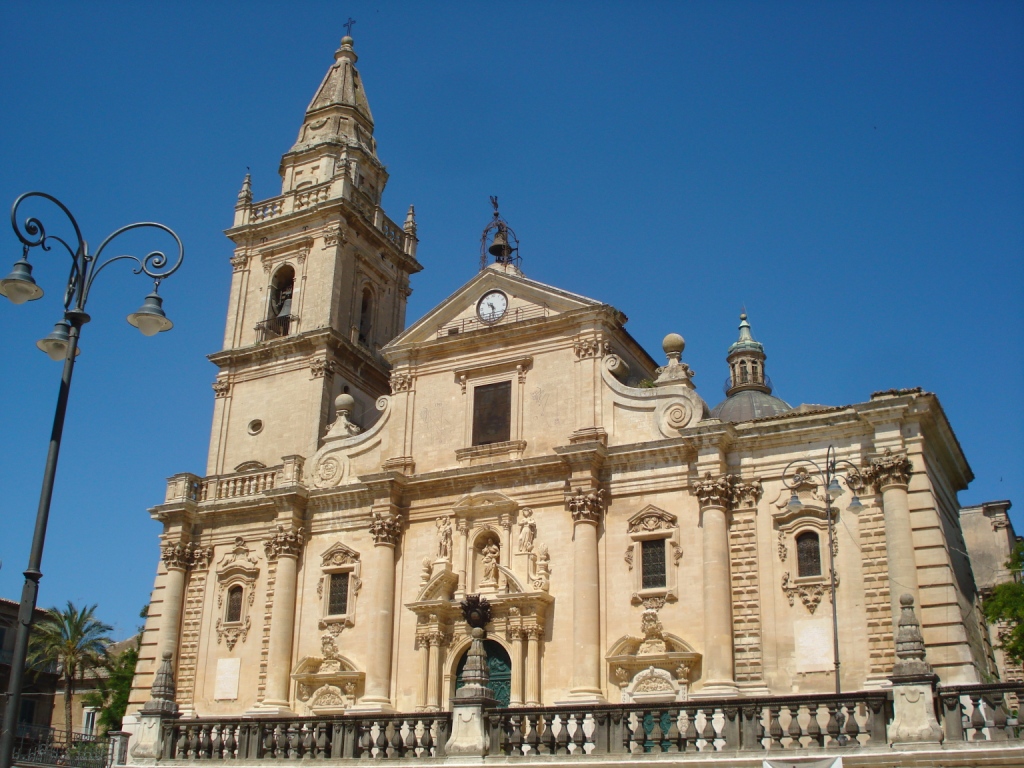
[214, 657, 241, 700]
[794, 617, 833, 673]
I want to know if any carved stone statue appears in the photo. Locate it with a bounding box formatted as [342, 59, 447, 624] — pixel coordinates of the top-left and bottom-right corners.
[517, 508, 536, 552]
[479, 537, 500, 586]
[436, 516, 453, 560]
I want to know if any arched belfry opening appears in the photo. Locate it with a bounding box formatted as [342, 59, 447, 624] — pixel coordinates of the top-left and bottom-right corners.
[261, 265, 295, 340]
[358, 285, 374, 346]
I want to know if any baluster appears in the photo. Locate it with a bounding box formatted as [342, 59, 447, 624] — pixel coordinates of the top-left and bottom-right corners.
[989, 694, 1010, 741]
[682, 708, 699, 752]
[223, 724, 237, 760]
[389, 720, 404, 758]
[555, 714, 571, 755]
[356, 720, 371, 759]
[844, 703, 861, 745]
[507, 714, 523, 757]
[807, 704, 824, 748]
[420, 719, 434, 757]
[787, 705, 803, 748]
[539, 714, 556, 755]
[188, 725, 201, 760]
[525, 714, 540, 756]
[374, 720, 389, 756]
[572, 712, 587, 754]
[300, 723, 313, 759]
[315, 723, 328, 759]
[970, 694, 986, 741]
[700, 707, 717, 749]
[211, 725, 223, 759]
[825, 703, 841, 748]
[403, 719, 418, 758]
[664, 709, 680, 753]
[630, 712, 646, 754]
[176, 726, 189, 759]
[647, 710, 664, 753]
[768, 706, 783, 749]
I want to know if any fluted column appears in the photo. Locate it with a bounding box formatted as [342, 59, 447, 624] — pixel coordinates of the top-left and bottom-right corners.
[509, 628, 525, 707]
[260, 525, 304, 711]
[525, 627, 542, 706]
[869, 450, 920, 623]
[566, 487, 605, 701]
[695, 473, 739, 697]
[360, 510, 401, 709]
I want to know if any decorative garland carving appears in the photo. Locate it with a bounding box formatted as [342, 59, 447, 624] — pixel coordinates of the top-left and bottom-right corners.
[781, 571, 839, 614]
[628, 507, 677, 533]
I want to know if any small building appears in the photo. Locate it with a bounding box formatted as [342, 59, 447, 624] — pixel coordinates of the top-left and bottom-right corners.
[0, 597, 57, 732]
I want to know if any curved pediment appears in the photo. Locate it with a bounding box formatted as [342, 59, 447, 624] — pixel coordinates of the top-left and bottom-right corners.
[627, 505, 678, 533]
[452, 490, 518, 516]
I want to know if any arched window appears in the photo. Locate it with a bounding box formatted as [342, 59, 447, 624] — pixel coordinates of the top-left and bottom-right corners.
[740, 361, 749, 383]
[267, 266, 295, 337]
[796, 532, 822, 577]
[226, 585, 244, 623]
[752, 361, 760, 383]
[358, 286, 374, 346]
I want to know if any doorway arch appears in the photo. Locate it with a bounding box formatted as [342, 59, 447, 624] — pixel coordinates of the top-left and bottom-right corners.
[453, 639, 511, 707]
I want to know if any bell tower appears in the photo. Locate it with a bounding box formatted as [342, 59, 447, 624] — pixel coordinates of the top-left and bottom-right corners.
[207, 35, 422, 475]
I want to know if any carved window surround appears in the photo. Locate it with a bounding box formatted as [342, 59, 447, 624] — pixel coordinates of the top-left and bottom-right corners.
[625, 505, 682, 604]
[214, 538, 260, 651]
[454, 357, 532, 466]
[317, 542, 362, 632]
[773, 499, 839, 615]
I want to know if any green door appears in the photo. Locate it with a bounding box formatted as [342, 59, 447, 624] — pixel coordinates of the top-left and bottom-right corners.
[454, 640, 512, 707]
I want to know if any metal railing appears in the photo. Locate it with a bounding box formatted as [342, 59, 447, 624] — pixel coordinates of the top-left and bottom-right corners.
[9, 724, 109, 768]
[255, 314, 298, 342]
[437, 305, 549, 339]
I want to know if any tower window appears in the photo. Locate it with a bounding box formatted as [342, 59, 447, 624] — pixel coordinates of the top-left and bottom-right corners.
[226, 585, 244, 623]
[472, 381, 511, 446]
[740, 361, 749, 383]
[641, 538, 667, 589]
[328, 572, 350, 616]
[796, 532, 822, 577]
[358, 286, 374, 346]
[264, 266, 295, 338]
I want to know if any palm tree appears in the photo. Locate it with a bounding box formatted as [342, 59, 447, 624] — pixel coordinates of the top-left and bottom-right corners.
[28, 602, 113, 746]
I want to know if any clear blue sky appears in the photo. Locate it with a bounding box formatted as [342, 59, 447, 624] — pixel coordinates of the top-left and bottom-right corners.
[1, 2, 1021, 637]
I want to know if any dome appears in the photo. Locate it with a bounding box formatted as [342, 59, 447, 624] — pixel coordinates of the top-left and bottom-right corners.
[710, 389, 792, 423]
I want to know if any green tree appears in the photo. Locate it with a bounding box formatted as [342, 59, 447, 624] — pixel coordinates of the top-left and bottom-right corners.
[983, 541, 1024, 666]
[28, 602, 113, 744]
[81, 605, 147, 734]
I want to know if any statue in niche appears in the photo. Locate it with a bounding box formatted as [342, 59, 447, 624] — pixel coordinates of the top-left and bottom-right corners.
[517, 508, 536, 553]
[479, 537, 500, 587]
[436, 516, 453, 560]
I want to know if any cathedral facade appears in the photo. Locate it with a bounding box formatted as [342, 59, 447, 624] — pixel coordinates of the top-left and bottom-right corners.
[126, 35, 1001, 728]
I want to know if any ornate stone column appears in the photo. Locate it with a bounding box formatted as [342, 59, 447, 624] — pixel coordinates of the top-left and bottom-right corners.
[359, 510, 402, 710]
[566, 487, 605, 701]
[426, 632, 443, 711]
[695, 473, 739, 697]
[259, 525, 304, 712]
[509, 628, 525, 707]
[455, 518, 469, 598]
[525, 626, 542, 706]
[868, 450, 920, 623]
[156, 542, 191, 663]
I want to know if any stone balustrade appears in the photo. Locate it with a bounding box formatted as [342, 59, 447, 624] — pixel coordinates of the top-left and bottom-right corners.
[198, 467, 280, 501]
[938, 682, 1023, 742]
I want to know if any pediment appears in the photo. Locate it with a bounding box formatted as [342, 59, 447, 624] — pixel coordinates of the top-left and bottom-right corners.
[452, 490, 519, 516]
[320, 541, 360, 567]
[384, 266, 603, 350]
[627, 505, 678, 533]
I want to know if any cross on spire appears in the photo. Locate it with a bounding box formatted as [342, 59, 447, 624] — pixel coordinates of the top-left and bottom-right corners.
[343, 17, 356, 36]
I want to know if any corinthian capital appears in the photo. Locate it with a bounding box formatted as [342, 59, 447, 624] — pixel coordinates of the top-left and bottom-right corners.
[263, 524, 305, 560]
[161, 542, 191, 571]
[694, 472, 734, 509]
[866, 449, 913, 489]
[565, 486, 606, 524]
[369, 511, 402, 546]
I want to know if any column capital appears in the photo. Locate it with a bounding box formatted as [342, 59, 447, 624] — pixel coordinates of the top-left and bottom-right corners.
[565, 486, 606, 524]
[369, 511, 402, 546]
[866, 448, 913, 490]
[693, 472, 760, 511]
[263, 524, 305, 560]
[160, 540, 213, 572]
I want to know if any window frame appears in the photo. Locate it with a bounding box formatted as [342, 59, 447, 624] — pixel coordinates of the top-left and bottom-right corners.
[319, 542, 362, 631]
[472, 380, 513, 446]
[454, 356, 532, 465]
[626, 505, 681, 604]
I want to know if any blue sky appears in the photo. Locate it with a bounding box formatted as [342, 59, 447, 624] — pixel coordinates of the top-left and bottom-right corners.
[0, 2, 1021, 637]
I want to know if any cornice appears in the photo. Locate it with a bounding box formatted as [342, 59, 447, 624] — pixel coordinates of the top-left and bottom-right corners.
[208, 327, 389, 380]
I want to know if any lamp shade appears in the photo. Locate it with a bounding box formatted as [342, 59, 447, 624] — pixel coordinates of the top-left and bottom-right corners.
[0, 258, 44, 305]
[847, 494, 864, 511]
[827, 478, 845, 498]
[127, 291, 173, 336]
[36, 320, 80, 361]
[787, 491, 802, 512]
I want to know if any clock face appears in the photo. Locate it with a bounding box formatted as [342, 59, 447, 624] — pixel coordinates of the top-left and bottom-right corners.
[477, 290, 509, 323]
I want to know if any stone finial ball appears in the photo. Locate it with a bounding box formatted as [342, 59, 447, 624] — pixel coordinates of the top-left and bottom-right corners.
[341, 35, 354, 45]
[335, 393, 355, 412]
[900, 593, 915, 607]
[662, 333, 685, 356]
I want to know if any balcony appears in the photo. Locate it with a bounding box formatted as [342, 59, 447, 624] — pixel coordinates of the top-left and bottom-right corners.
[255, 315, 298, 343]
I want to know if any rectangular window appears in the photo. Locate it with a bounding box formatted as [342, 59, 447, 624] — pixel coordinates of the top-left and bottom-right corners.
[83, 709, 97, 737]
[641, 539, 667, 590]
[328, 572, 350, 615]
[18, 699, 35, 725]
[472, 381, 512, 446]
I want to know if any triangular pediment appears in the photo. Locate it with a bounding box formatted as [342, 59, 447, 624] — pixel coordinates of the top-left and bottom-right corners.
[386, 265, 604, 350]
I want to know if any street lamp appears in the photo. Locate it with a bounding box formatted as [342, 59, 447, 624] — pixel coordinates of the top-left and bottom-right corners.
[782, 445, 864, 696]
[0, 192, 183, 768]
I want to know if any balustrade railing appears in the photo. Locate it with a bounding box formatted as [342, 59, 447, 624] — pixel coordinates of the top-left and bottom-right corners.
[161, 715, 449, 761]
[937, 682, 1024, 742]
[487, 691, 890, 757]
[199, 467, 279, 501]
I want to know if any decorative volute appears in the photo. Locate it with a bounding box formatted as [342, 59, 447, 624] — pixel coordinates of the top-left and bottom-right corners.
[725, 312, 771, 397]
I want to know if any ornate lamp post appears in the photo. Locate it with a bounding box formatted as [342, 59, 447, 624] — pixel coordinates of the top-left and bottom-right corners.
[0, 192, 183, 768]
[782, 445, 864, 696]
